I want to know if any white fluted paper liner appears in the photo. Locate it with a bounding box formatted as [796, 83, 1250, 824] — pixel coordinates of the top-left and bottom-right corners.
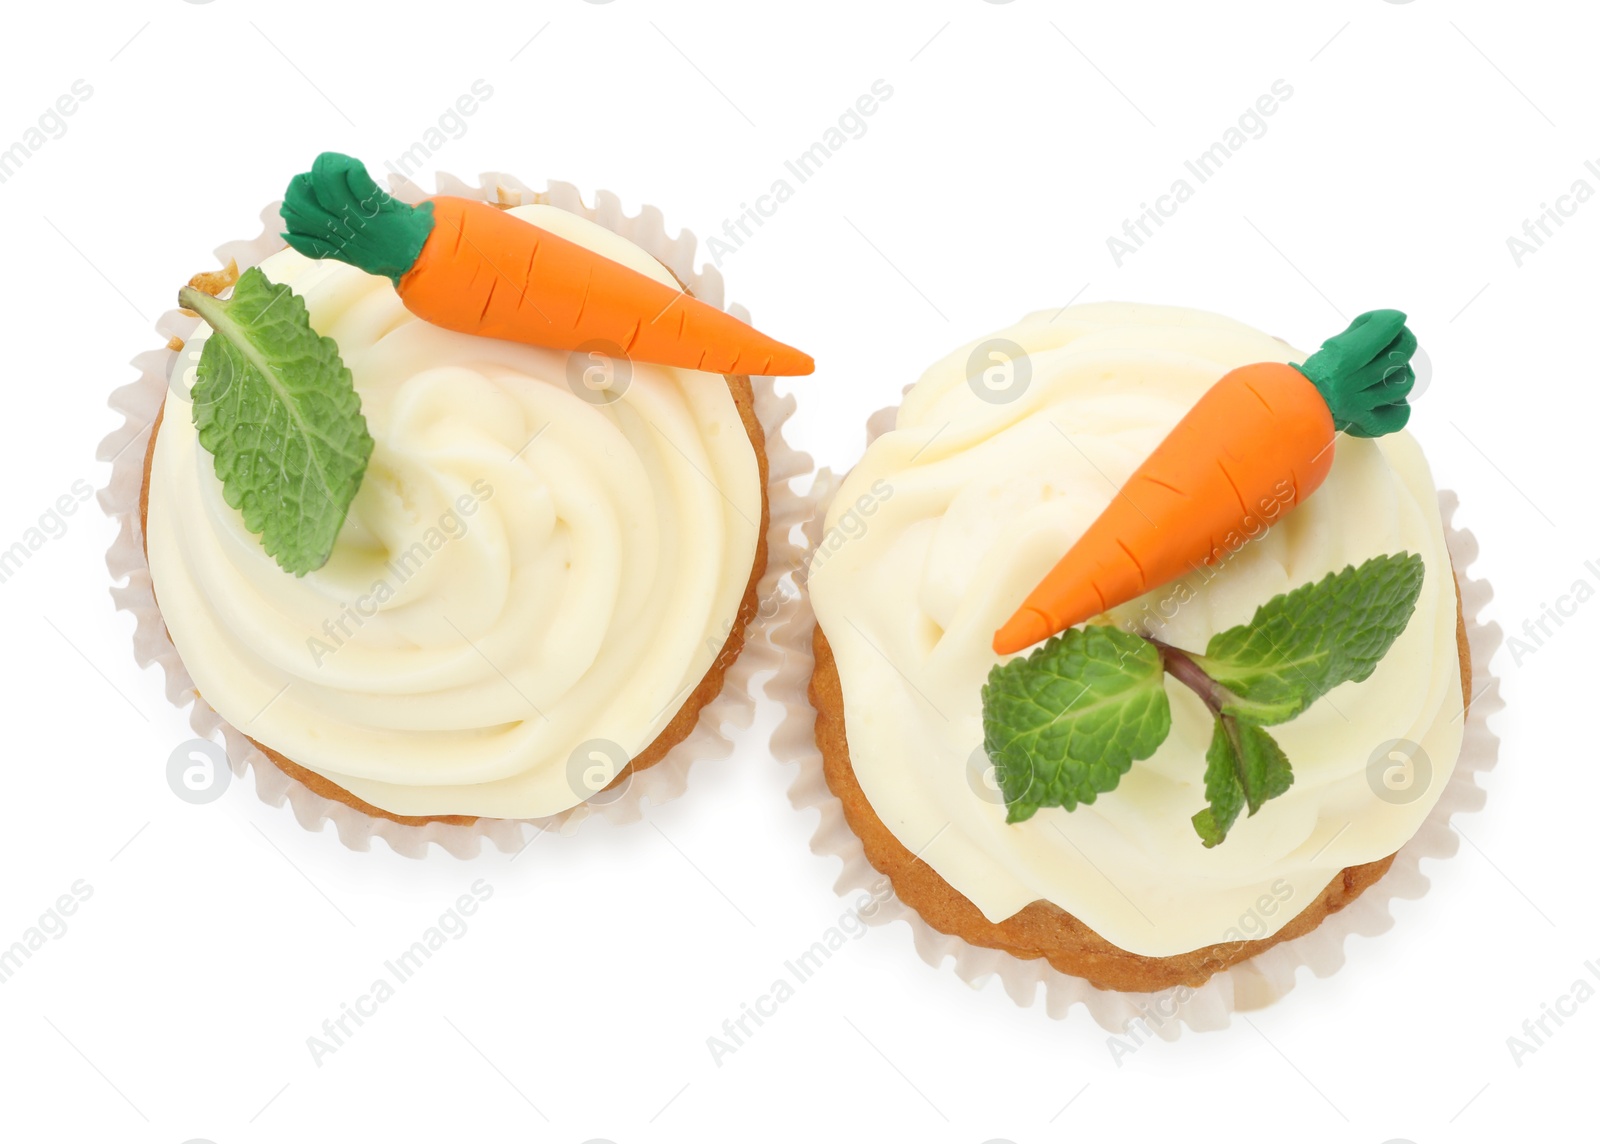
[99, 172, 810, 858]
[766, 403, 1501, 1034]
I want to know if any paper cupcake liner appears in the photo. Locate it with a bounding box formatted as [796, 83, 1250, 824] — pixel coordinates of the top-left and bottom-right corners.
[765, 403, 1502, 1035]
[99, 172, 811, 858]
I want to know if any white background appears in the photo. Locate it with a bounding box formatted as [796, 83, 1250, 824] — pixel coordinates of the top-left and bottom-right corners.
[0, 0, 1591, 1140]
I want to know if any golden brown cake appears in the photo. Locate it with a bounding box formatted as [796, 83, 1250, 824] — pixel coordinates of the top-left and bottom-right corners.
[139, 183, 779, 824]
[805, 302, 1468, 991]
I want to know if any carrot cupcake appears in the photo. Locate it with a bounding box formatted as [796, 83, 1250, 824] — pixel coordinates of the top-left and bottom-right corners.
[133, 153, 810, 828]
[805, 301, 1469, 994]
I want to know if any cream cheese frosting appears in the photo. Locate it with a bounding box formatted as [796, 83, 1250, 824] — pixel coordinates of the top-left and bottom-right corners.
[147, 205, 762, 819]
[808, 302, 1462, 958]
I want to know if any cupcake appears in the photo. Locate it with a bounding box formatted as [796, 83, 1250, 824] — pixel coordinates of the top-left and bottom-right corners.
[804, 301, 1470, 994]
[129, 153, 811, 829]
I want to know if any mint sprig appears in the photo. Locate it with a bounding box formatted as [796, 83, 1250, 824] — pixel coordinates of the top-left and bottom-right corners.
[178, 267, 373, 576]
[980, 552, 1427, 845]
[982, 625, 1170, 823]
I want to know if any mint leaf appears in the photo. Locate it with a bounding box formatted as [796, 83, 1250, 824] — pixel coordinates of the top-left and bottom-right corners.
[1191, 717, 1293, 847]
[1237, 719, 1293, 814]
[1194, 552, 1425, 725]
[982, 625, 1171, 823]
[180, 267, 373, 576]
[1192, 719, 1244, 847]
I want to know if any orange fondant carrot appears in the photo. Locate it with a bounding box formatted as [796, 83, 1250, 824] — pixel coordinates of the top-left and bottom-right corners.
[993, 311, 1419, 655]
[280, 152, 813, 377]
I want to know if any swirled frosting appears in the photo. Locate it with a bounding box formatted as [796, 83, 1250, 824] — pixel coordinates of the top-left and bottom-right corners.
[808, 302, 1463, 957]
[147, 205, 762, 819]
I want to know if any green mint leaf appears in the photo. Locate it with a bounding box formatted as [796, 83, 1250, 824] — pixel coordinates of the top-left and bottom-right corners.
[1191, 717, 1293, 847]
[179, 267, 373, 576]
[1237, 719, 1293, 814]
[982, 625, 1172, 824]
[1192, 719, 1244, 847]
[1194, 552, 1426, 726]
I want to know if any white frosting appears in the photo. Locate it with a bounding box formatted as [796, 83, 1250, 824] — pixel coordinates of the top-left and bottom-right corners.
[808, 302, 1463, 957]
[147, 205, 761, 819]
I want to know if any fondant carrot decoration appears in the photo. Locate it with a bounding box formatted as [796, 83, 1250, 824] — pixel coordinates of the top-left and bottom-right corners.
[993, 310, 1418, 655]
[279, 152, 814, 377]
